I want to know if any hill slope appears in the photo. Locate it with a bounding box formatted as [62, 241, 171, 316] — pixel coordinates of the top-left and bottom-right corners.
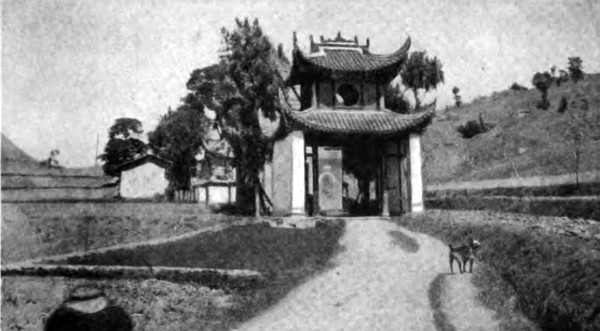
[1, 134, 40, 172]
[423, 74, 600, 185]
[1, 134, 107, 177]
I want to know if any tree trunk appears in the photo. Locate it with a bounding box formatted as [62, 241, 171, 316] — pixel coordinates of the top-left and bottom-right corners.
[254, 182, 260, 218]
[575, 148, 581, 188]
[358, 178, 370, 214]
[412, 88, 421, 111]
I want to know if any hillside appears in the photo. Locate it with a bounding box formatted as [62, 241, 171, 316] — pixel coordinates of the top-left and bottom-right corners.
[1, 134, 108, 178]
[1, 134, 40, 172]
[423, 73, 600, 185]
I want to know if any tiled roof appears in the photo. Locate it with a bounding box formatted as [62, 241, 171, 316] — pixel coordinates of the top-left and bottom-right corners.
[282, 103, 435, 136]
[293, 38, 410, 73]
[115, 154, 171, 172]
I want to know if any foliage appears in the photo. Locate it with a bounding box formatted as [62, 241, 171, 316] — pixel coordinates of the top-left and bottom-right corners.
[557, 69, 569, 86]
[400, 51, 445, 111]
[99, 118, 146, 176]
[186, 18, 286, 214]
[532, 72, 553, 110]
[452, 86, 462, 107]
[510, 82, 528, 91]
[384, 83, 410, 113]
[39, 149, 61, 168]
[456, 114, 491, 139]
[557, 95, 568, 113]
[568, 57, 584, 83]
[148, 104, 210, 191]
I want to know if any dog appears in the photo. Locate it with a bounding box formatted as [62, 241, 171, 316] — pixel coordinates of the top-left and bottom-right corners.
[449, 238, 481, 274]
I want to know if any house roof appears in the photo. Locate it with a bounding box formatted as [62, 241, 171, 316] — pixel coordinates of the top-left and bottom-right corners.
[115, 154, 171, 173]
[281, 100, 435, 137]
[287, 36, 411, 84]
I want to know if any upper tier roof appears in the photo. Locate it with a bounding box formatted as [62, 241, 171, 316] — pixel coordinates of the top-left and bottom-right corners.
[287, 33, 411, 84]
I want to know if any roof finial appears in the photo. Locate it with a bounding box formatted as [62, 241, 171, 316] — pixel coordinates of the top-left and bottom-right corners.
[293, 31, 298, 49]
[354, 35, 358, 44]
[366, 37, 370, 48]
[320, 35, 324, 42]
[337, 31, 342, 40]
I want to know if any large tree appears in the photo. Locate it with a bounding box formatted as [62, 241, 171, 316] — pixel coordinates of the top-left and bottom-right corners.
[99, 118, 147, 176]
[400, 51, 445, 111]
[147, 102, 210, 193]
[186, 18, 286, 215]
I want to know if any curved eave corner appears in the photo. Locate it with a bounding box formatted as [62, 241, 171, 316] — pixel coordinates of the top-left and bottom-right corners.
[279, 99, 435, 137]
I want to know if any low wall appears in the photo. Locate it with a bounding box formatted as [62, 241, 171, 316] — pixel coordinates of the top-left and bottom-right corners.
[426, 196, 600, 221]
[1, 187, 118, 202]
[1, 264, 265, 291]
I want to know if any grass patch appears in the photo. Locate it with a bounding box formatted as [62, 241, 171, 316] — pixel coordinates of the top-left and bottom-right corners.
[426, 195, 600, 222]
[3, 221, 345, 330]
[1, 202, 228, 263]
[388, 230, 420, 253]
[395, 210, 600, 331]
[56, 221, 345, 329]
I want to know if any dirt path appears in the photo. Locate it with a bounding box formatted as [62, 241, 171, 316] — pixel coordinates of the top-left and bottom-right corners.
[236, 218, 499, 331]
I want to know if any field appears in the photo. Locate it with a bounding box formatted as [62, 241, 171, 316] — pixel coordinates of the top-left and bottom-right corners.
[395, 210, 600, 331]
[1, 202, 231, 263]
[1, 202, 345, 331]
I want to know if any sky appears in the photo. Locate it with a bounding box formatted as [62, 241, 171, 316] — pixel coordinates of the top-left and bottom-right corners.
[2, 0, 600, 167]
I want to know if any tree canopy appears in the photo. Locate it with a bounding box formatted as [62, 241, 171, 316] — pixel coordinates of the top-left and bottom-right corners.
[99, 118, 146, 176]
[147, 102, 210, 191]
[185, 18, 286, 214]
[568, 57, 584, 83]
[532, 71, 553, 110]
[400, 51, 445, 111]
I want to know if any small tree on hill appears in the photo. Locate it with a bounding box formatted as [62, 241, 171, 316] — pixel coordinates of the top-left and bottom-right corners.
[568, 57, 584, 83]
[99, 118, 147, 176]
[556, 69, 569, 87]
[452, 86, 462, 108]
[532, 72, 552, 110]
[564, 97, 593, 187]
[400, 51, 445, 111]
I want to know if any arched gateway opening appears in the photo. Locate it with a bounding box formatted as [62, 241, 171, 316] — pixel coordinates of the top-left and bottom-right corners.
[260, 32, 433, 216]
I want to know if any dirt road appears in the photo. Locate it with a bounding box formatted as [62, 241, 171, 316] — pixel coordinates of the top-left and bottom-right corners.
[236, 218, 500, 331]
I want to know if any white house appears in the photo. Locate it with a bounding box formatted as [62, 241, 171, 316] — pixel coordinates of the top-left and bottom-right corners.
[117, 155, 170, 199]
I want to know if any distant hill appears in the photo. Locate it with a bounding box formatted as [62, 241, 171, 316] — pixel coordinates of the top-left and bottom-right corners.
[423, 73, 600, 185]
[1, 134, 40, 172]
[1, 134, 108, 177]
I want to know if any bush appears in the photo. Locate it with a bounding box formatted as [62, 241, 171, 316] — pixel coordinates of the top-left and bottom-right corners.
[536, 99, 550, 110]
[456, 115, 493, 139]
[510, 83, 528, 91]
[557, 96, 568, 113]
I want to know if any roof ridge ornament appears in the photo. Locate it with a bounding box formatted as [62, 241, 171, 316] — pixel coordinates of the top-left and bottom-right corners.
[293, 31, 298, 50]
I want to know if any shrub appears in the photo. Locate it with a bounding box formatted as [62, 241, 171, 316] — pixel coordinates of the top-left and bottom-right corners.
[557, 96, 568, 113]
[457, 114, 492, 139]
[536, 99, 550, 110]
[510, 83, 528, 91]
